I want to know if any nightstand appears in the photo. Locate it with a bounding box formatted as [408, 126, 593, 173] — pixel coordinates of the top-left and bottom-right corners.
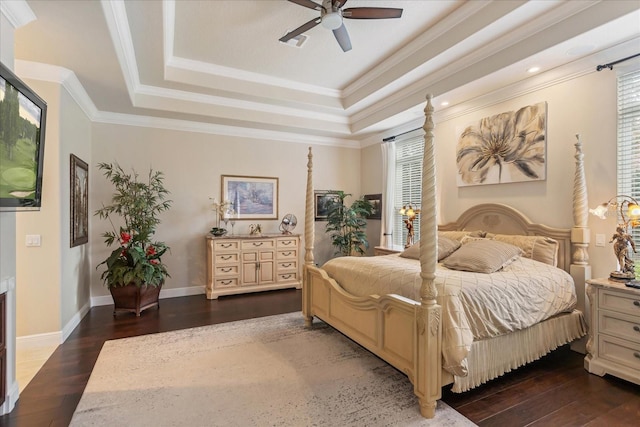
[373, 245, 404, 256]
[584, 278, 640, 385]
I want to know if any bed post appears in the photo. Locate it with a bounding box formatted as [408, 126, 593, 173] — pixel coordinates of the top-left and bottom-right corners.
[303, 147, 315, 327]
[415, 94, 442, 418]
[570, 134, 591, 353]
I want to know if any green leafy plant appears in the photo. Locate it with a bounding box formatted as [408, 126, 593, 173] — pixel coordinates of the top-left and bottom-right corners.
[95, 162, 172, 288]
[325, 191, 373, 256]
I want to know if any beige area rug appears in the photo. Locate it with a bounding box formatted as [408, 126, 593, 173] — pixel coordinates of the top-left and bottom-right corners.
[71, 312, 475, 426]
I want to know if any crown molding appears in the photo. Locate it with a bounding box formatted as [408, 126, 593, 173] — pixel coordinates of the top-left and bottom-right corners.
[0, 0, 35, 29]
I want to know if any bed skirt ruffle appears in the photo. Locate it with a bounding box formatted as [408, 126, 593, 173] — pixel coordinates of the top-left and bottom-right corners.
[451, 309, 587, 393]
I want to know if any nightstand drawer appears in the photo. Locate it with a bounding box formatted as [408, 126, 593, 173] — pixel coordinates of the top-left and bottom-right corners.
[598, 334, 640, 371]
[599, 289, 640, 316]
[599, 310, 640, 344]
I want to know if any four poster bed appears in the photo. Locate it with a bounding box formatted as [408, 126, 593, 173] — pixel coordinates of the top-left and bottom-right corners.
[302, 94, 592, 418]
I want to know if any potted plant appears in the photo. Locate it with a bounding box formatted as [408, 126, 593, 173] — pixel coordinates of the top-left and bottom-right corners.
[95, 162, 172, 316]
[325, 191, 373, 256]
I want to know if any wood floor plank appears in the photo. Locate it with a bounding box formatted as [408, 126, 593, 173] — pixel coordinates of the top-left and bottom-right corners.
[1, 289, 638, 426]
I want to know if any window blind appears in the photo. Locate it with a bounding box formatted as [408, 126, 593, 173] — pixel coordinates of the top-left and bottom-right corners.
[617, 69, 640, 267]
[393, 130, 424, 247]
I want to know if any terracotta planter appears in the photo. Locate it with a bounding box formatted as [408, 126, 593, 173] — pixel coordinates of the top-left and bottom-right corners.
[109, 281, 163, 317]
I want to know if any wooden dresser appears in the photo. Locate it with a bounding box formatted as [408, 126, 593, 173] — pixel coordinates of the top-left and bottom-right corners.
[206, 234, 301, 299]
[585, 278, 640, 385]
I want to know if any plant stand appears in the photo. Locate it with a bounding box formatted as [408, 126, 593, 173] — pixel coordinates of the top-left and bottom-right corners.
[109, 282, 162, 316]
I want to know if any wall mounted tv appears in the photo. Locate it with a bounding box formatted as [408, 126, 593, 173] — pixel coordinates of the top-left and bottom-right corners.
[0, 62, 47, 211]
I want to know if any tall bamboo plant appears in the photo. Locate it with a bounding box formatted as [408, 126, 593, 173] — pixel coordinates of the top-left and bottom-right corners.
[325, 191, 373, 256]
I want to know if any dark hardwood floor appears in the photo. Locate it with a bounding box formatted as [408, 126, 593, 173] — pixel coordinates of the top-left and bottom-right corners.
[1, 289, 637, 426]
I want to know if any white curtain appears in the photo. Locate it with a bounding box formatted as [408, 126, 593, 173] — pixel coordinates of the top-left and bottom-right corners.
[380, 140, 396, 247]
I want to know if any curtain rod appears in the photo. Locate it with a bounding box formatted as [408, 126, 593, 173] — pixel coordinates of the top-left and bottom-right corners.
[596, 53, 640, 71]
[382, 127, 422, 142]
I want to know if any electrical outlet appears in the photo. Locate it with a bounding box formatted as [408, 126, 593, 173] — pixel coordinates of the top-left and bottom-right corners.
[26, 234, 41, 247]
[595, 233, 606, 247]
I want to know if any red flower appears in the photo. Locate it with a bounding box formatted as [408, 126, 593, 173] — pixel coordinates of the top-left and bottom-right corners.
[120, 232, 131, 244]
[150, 259, 159, 265]
[146, 246, 156, 256]
[120, 249, 126, 257]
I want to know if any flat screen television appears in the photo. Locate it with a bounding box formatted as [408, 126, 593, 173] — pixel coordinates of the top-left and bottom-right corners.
[0, 61, 47, 211]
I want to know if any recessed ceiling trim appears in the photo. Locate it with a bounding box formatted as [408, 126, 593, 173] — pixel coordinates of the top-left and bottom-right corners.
[0, 0, 35, 29]
[94, 111, 360, 148]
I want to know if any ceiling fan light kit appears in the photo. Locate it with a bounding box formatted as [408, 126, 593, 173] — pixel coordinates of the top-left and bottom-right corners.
[280, 0, 403, 52]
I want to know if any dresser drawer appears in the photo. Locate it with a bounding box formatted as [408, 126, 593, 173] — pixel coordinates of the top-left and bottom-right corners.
[599, 289, 640, 316]
[215, 265, 239, 276]
[277, 260, 297, 271]
[215, 240, 239, 251]
[277, 249, 297, 260]
[598, 334, 640, 371]
[214, 253, 239, 264]
[277, 271, 298, 282]
[242, 240, 275, 250]
[277, 238, 298, 248]
[214, 277, 239, 288]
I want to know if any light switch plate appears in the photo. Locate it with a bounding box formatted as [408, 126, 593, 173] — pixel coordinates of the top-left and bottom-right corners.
[595, 233, 606, 247]
[26, 234, 41, 247]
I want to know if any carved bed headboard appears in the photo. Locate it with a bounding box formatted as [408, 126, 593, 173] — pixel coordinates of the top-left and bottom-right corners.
[438, 203, 572, 273]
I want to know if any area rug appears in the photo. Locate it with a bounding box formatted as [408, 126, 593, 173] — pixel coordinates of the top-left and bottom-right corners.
[70, 312, 475, 426]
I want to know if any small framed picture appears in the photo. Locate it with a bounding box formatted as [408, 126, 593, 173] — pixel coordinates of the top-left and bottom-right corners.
[221, 175, 279, 220]
[70, 154, 88, 247]
[364, 193, 382, 220]
[314, 191, 340, 221]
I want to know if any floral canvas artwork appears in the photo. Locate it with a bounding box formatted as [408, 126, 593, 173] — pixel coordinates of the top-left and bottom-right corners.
[456, 102, 547, 186]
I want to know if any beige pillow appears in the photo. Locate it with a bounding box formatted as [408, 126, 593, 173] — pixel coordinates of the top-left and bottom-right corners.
[399, 236, 461, 261]
[485, 234, 559, 266]
[438, 230, 486, 242]
[442, 239, 523, 273]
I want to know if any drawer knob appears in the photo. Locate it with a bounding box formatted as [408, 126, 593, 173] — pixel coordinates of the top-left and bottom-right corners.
[253, 242, 263, 247]
[282, 241, 292, 245]
[221, 280, 232, 285]
[282, 263, 292, 268]
[634, 326, 640, 333]
[635, 352, 640, 360]
[283, 251, 292, 256]
[222, 244, 232, 248]
[635, 301, 640, 307]
[221, 255, 232, 260]
[282, 274, 292, 279]
[222, 268, 232, 272]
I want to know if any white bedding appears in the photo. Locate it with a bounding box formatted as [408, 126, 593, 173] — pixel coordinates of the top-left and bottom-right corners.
[321, 254, 577, 377]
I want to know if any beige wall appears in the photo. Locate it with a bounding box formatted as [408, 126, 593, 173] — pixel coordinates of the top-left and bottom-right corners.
[359, 71, 619, 280]
[90, 125, 361, 296]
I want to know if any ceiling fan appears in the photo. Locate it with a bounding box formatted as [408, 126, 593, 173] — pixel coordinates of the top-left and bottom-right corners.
[279, 0, 403, 52]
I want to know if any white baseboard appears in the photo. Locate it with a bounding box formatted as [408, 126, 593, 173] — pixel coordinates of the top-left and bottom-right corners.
[0, 380, 19, 416]
[17, 287, 205, 351]
[90, 285, 206, 307]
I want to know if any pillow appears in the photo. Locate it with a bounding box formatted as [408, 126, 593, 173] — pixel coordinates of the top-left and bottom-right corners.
[485, 234, 559, 266]
[399, 236, 461, 261]
[442, 239, 523, 273]
[438, 230, 486, 242]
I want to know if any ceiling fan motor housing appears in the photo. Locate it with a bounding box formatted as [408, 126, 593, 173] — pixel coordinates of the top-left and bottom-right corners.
[321, 0, 343, 30]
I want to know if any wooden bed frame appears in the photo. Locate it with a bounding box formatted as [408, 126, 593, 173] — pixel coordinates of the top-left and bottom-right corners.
[302, 94, 591, 418]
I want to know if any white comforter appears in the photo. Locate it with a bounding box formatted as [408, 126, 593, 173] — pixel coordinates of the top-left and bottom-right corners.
[321, 254, 577, 377]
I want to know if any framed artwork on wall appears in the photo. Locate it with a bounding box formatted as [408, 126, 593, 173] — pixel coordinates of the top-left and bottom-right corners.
[221, 175, 278, 220]
[364, 193, 382, 220]
[455, 101, 547, 187]
[314, 190, 340, 221]
[70, 154, 88, 247]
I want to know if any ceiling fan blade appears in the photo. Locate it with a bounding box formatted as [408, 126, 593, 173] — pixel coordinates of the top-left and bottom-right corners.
[279, 17, 322, 42]
[332, 0, 348, 9]
[333, 24, 352, 52]
[287, 0, 324, 11]
[342, 7, 403, 19]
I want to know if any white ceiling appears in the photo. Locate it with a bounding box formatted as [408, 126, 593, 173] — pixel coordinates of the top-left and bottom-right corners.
[9, 0, 640, 146]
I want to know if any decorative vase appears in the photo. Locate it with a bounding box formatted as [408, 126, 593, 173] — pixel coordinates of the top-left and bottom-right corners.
[109, 281, 163, 317]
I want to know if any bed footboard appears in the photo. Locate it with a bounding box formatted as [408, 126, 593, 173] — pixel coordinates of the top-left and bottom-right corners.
[303, 264, 441, 417]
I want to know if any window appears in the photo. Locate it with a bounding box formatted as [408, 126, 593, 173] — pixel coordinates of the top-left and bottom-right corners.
[617, 69, 640, 269]
[393, 130, 424, 247]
